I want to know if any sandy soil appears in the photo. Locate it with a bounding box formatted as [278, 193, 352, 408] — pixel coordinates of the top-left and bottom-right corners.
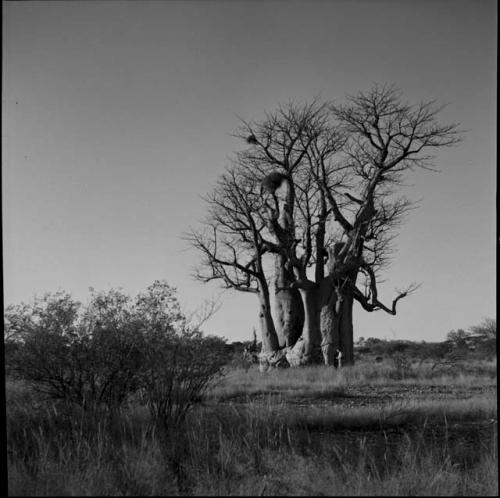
[293, 384, 497, 408]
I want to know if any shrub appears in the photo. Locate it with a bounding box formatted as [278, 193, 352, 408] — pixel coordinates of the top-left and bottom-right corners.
[390, 352, 412, 380]
[4, 281, 228, 422]
[5, 290, 145, 412]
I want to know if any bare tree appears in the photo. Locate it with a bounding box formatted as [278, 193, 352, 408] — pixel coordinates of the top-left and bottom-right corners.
[314, 84, 462, 363]
[186, 166, 281, 354]
[190, 86, 461, 367]
[234, 101, 328, 350]
[235, 101, 346, 364]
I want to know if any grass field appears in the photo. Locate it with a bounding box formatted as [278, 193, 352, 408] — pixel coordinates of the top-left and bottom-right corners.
[6, 358, 498, 496]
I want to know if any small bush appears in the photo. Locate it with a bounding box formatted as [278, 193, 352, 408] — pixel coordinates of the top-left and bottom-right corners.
[5, 291, 144, 412]
[5, 281, 228, 416]
[390, 352, 412, 380]
[5, 281, 229, 490]
[138, 329, 227, 487]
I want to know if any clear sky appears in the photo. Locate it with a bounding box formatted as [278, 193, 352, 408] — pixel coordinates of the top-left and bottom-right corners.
[3, 0, 496, 343]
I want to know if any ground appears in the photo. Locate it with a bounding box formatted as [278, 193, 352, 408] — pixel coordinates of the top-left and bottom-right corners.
[6, 358, 498, 496]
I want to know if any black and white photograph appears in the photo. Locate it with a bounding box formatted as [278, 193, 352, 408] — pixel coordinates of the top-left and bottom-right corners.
[3, 0, 496, 495]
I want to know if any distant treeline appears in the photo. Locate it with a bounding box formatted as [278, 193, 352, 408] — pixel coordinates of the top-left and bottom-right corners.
[227, 318, 496, 362]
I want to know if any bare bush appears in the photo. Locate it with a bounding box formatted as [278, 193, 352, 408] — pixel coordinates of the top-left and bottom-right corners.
[4, 282, 228, 423]
[5, 291, 144, 412]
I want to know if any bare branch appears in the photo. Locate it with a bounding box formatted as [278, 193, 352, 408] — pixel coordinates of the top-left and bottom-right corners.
[353, 263, 421, 314]
[184, 295, 223, 331]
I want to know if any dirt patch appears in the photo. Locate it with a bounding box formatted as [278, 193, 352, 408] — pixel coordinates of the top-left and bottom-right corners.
[299, 419, 498, 473]
[328, 384, 497, 408]
[218, 384, 496, 409]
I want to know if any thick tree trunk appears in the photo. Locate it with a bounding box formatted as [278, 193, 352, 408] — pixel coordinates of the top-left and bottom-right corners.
[318, 277, 339, 366]
[298, 286, 322, 363]
[337, 291, 354, 365]
[334, 271, 357, 366]
[274, 254, 304, 348]
[317, 243, 344, 366]
[320, 244, 357, 366]
[258, 290, 280, 353]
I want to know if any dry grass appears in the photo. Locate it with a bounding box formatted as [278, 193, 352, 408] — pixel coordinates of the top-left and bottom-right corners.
[211, 358, 497, 400]
[6, 359, 498, 496]
[188, 446, 498, 496]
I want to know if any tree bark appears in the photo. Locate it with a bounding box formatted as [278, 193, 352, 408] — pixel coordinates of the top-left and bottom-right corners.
[337, 291, 354, 365]
[258, 289, 280, 353]
[318, 276, 339, 366]
[333, 273, 356, 365]
[298, 286, 322, 363]
[274, 254, 304, 348]
[319, 244, 357, 366]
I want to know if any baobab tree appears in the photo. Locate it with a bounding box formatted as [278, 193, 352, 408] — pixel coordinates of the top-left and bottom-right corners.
[314, 85, 461, 363]
[189, 85, 461, 367]
[235, 102, 331, 353]
[186, 166, 282, 359]
[234, 101, 347, 365]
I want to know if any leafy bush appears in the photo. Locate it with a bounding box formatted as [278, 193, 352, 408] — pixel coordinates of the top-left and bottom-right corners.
[470, 318, 496, 358]
[4, 281, 228, 420]
[5, 290, 145, 411]
[447, 318, 496, 356]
